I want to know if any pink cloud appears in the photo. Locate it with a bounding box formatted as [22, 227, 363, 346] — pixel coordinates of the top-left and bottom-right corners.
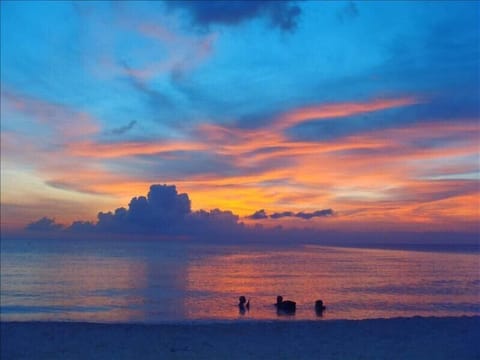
[2, 90, 100, 139]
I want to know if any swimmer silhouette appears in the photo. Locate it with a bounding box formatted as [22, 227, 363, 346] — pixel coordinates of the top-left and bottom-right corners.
[315, 300, 326, 316]
[239, 296, 248, 315]
[275, 295, 296, 314]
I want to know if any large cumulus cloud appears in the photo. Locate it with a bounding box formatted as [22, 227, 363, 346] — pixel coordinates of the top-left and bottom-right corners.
[25, 184, 244, 237]
[166, 0, 302, 32]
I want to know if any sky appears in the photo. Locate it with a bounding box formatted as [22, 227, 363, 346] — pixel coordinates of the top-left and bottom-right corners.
[1, 1, 479, 237]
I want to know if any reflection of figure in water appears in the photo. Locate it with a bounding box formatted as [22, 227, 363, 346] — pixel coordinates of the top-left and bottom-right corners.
[238, 296, 250, 315]
[315, 300, 326, 316]
[275, 295, 296, 315]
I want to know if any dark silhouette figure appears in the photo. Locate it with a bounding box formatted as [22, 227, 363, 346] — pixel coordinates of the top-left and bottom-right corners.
[275, 295, 296, 314]
[315, 300, 326, 316]
[238, 296, 247, 315]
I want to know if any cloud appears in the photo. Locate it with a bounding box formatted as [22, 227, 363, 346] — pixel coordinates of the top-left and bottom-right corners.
[188, 209, 242, 235]
[67, 139, 207, 158]
[117, 22, 218, 83]
[24, 184, 334, 238]
[249, 209, 334, 220]
[276, 97, 422, 131]
[166, 0, 302, 32]
[110, 120, 137, 136]
[270, 211, 294, 219]
[1, 90, 100, 140]
[120, 61, 174, 107]
[247, 209, 268, 220]
[94, 184, 192, 234]
[26, 217, 64, 232]
[24, 184, 245, 237]
[68, 221, 96, 233]
[295, 209, 334, 219]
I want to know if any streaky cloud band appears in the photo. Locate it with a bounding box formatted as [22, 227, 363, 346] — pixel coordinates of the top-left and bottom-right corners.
[247, 209, 334, 220]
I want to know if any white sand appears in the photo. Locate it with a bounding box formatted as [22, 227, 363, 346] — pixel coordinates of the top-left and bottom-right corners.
[1, 317, 478, 359]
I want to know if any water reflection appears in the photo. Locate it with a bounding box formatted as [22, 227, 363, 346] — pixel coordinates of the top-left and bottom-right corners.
[1, 239, 479, 322]
[1, 238, 189, 322]
[183, 245, 480, 320]
[2, 252, 148, 322]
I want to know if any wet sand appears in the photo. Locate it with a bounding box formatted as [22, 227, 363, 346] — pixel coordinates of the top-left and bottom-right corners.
[1, 316, 479, 359]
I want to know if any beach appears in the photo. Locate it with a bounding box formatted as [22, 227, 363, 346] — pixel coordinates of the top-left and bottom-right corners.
[2, 316, 479, 359]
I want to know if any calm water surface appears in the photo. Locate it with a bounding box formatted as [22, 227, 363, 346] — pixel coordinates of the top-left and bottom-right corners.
[1, 238, 479, 322]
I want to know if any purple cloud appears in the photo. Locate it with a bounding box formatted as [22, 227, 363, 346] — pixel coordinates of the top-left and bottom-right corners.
[166, 0, 302, 32]
[246, 209, 334, 220]
[26, 217, 64, 232]
[247, 209, 269, 220]
[26, 184, 244, 237]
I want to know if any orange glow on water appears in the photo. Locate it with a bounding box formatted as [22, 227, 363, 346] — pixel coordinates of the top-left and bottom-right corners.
[183, 245, 480, 320]
[3, 241, 478, 322]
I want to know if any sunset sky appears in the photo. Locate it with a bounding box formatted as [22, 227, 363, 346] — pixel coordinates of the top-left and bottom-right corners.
[1, 1, 479, 234]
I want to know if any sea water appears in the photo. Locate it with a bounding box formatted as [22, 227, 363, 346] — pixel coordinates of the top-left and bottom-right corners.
[1, 238, 478, 322]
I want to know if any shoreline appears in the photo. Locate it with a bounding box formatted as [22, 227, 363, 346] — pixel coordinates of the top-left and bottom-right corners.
[2, 316, 479, 359]
[1, 314, 478, 325]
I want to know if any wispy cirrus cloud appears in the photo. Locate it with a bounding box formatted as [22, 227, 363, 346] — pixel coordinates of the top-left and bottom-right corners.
[67, 139, 207, 158]
[274, 97, 422, 130]
[110, 120, 137, 135]
[1, 90, 100, 140]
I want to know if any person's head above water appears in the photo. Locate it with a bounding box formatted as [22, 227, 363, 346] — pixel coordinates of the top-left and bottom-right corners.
[239, 296, 246, 305]
[276, 296, 283, 304]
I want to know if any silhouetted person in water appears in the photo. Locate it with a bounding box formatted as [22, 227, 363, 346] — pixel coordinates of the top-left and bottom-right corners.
[239, 296, 250, 315]
[315, 300, 326, 316]
[275, 295, 296, 314]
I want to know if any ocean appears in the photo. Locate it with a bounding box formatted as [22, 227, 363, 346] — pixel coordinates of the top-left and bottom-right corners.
[1, 238, 478, 322]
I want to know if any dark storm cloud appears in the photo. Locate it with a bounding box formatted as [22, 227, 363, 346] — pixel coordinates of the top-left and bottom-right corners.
[166, 0, 302, 31]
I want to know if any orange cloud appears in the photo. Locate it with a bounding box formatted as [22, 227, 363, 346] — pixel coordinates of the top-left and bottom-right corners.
[67, 140, 207, 158]
[53, 115, 480, 231]
[276, 96, 423, 129]
[3, 91, 478, 233]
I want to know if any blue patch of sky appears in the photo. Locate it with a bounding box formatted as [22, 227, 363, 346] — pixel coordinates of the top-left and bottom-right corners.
[1, 1, 478, 141]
